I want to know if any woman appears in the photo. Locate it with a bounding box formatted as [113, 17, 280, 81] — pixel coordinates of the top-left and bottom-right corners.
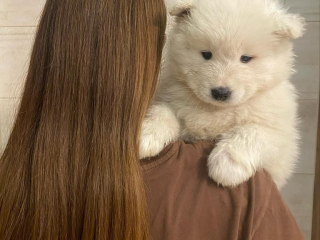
[0, 0, 303, 239]
[0, 0, 166, 239]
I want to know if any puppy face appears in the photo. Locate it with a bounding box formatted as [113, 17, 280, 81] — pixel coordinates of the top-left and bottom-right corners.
[168, 0, 304, 107]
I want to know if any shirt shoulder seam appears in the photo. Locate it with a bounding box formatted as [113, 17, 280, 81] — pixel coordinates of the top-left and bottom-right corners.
[251, 180, 273, 238]
[141, 141, 181, 172]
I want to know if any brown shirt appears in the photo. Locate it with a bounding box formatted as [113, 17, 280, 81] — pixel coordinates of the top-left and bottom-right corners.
[142, 140, 304, 240]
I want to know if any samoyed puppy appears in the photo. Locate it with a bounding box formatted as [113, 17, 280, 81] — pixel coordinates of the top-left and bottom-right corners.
[140, 0, 305, 188]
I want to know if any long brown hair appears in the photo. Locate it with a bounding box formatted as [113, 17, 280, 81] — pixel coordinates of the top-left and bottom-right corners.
[0, 0, 166, 239]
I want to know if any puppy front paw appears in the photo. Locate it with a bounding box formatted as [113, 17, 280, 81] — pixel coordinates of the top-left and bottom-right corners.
[139, 104, 180, 159]
[139, 128, 168, 159]
[207, 147, 253, 187]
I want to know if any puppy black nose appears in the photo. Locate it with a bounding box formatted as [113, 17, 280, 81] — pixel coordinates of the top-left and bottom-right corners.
[211, 87, 231, 101]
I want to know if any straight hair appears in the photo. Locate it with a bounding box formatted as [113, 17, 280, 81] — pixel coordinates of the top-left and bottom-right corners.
[0, 0, 166, 239]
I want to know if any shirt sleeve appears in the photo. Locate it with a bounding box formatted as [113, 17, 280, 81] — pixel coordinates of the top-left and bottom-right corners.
[252, 182, 304, 240]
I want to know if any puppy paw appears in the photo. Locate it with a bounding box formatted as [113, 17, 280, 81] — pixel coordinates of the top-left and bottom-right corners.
[207, 147, 253, 187]
[139, 104, 180, 159]
[139, 127, 165, 160]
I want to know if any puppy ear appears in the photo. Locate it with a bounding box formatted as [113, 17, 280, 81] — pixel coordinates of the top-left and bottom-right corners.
[168, 1, 194, 17]
[274, 13, 306, 39]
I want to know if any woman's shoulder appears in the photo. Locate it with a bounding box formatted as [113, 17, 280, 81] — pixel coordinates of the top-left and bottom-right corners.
[142, 139, 274, 188]
[142, 140, 303, 240]
[141, 140, 214, 170]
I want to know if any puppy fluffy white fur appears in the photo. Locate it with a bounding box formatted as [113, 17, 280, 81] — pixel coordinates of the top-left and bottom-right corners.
[140, 0, 305, 188]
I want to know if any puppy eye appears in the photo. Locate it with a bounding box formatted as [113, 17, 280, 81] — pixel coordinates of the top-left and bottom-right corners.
[201, 51, 212, 60]
[240, 55, 253, 63]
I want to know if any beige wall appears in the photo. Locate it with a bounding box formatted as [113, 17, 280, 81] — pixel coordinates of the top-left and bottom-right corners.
[0, 0, 319, 239]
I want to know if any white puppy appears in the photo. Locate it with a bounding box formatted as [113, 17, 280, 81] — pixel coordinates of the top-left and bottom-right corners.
[140, 0, 305, 188]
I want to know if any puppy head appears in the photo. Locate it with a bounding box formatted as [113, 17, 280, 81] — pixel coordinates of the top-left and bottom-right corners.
[167, 0, 305, 107]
